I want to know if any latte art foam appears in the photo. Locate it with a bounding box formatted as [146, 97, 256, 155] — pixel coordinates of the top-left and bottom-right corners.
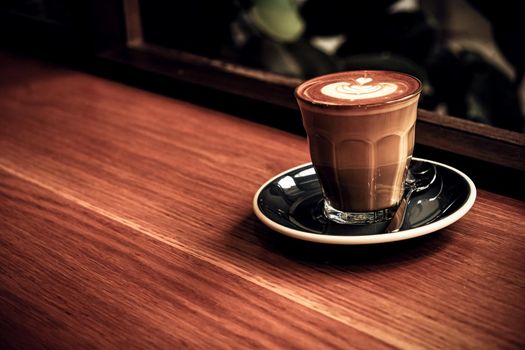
[295, 70, 421, 107]
[320, 80, 398, 100]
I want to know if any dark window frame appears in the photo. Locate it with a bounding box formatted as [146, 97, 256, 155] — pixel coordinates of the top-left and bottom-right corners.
[1, 0, 523, 173]
[103, 0, 524, 171]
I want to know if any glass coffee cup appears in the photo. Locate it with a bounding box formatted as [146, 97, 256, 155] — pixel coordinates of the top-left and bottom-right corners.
[295, 71, 422, 224]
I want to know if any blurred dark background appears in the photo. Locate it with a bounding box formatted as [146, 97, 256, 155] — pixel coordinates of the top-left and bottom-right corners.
[139, 0, 525, 131]
[1, 0, 524, 132]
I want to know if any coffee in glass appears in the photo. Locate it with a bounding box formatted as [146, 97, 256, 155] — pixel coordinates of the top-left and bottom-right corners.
[295, 71, 421, 224]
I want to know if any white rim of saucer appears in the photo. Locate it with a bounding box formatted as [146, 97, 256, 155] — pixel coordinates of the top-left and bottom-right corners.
[252, 157, 477, 245]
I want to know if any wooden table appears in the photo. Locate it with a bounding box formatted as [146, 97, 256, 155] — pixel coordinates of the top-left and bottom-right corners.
[1, 52, 524, 349]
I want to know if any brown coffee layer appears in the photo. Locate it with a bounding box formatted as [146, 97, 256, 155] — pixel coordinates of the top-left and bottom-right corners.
[298, 97, 418, 211]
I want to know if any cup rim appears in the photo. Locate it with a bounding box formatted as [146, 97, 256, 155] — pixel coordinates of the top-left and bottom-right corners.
[294, 70, 422, 109]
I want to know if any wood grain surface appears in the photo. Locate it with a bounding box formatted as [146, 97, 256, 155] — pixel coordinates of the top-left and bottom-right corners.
[1, 52, 524, 349]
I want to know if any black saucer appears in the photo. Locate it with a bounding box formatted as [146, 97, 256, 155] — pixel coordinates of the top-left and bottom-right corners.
[253, 158, 476, 244]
